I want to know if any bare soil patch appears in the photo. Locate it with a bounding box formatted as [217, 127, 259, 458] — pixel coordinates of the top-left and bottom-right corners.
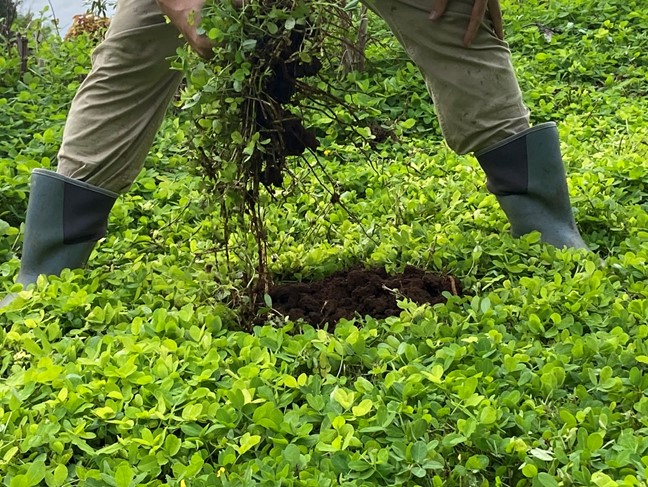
[267, 265, 460, 327]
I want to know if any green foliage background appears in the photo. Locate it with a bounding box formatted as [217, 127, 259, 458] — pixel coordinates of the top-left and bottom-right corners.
[0, 0, 647, 486]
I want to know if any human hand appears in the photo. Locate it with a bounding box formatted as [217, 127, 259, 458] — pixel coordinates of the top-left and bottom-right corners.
[156, 0, 214, 59]
[428, 0, 504, 48]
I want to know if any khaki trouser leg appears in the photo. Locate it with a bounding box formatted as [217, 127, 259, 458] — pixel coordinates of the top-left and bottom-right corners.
[366, 0, 530, 154]
[57, 0, 183, 194]
[58, 0, 528, 193]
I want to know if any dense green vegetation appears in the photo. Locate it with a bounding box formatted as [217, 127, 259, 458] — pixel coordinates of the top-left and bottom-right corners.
[0, 0, 647, 485]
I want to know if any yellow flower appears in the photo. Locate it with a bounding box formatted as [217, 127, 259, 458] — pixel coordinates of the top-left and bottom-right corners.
[217, 467, 226, 478]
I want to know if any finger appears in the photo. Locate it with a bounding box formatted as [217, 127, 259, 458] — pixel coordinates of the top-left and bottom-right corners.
[463, 0, 488, 47]
[194, 37, 215, 59]
[488, 0, 505, 40]
[428, 0, 449, 20]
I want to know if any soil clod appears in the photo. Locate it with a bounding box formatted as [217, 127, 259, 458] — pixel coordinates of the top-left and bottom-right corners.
[266, 266, 460, 328]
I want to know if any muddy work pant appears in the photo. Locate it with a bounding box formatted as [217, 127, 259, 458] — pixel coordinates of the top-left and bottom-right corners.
[57, 0, 530, 194]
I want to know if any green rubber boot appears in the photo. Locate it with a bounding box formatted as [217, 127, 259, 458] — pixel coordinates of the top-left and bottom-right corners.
[0, 169, 117, 308]
[475, 122, 588, 250]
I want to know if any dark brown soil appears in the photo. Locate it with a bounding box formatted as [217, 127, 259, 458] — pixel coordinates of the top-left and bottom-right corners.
[267, 266, 460, 327]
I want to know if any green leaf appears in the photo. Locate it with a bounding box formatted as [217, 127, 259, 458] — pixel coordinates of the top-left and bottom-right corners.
[559, 409, 577, 428]
[10, 475, 29, 487]
[237, 433, 261, 455]
[331, 452, 349, 473]
[591, 472, 619, 487]
[479, 406, 497, 425]
[529, 448, 554, 462]
[25, 461, 46, 486]
[351, 399, 373, 417]
[93, 406, 115, 419]
[332, 388, 355, 409]
[441, 433, 467, 448]
[400, 118, 416, 129]
[428, 364, 444, 383]
[3, 446, 18, 463]
[465, 455, 489, 471]
[283, 444, 301, 466]
[587, 432, 605, 451]
[181, 403, 203, 421]
[535, 473, 559, 487]
[53, 465, 68, 486]
[115, 463, 134, 487]
[522, 464, 538, 478]
[185, 452, 205, 477]
[344, 0, 360, 10]
[411, 441, 428, 463]
[165, 434, 182, 456]
[241, 39, 257, 51]
[457, 418, 476, 437]
[411, 465, 426, 478]
[457, 376, 478, 399]
[96, 443, 123, 456]
[252, 402, 283, 430]
[138, 455, 161, 476]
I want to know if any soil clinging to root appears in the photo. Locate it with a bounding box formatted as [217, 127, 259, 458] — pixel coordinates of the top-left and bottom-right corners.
[267, 266, 460, 328]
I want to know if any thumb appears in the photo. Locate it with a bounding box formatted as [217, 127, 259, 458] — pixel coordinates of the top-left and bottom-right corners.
[489, 0, 505, 40]
[429, 0, 449, 20]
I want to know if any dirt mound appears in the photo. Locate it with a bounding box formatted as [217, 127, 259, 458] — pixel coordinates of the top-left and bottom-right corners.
[268, 266, 460, 327]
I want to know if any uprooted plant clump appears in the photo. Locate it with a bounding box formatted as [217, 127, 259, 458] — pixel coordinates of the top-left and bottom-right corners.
[181, 0, 366, 306]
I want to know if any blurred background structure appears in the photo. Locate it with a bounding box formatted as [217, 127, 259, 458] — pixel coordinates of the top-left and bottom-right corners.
[23, 0, 114, 33]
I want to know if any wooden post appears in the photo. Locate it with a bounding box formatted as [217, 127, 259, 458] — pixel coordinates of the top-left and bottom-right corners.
[341, 5, 369, 74]
[16, 33, 28, 77]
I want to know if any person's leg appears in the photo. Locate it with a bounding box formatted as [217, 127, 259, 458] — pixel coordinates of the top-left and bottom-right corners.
[367, 0, 587, 248]
[58, 0, 184, 193]
[366, 0, 529, 154]
[1, 0, 183, 308]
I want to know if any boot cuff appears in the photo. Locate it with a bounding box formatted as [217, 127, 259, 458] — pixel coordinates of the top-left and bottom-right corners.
[475, 122, 557, 158]
[31, 169, 117, 245]
[475, 122, 559, 196]
[33, 169, 119, 199]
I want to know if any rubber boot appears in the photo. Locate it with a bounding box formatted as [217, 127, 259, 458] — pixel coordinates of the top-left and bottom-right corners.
[475, 122, 588, 250]
[0, 169, 117, 308]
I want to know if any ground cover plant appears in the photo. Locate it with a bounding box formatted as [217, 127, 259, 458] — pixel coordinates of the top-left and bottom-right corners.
[0, 0, 647, 486]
